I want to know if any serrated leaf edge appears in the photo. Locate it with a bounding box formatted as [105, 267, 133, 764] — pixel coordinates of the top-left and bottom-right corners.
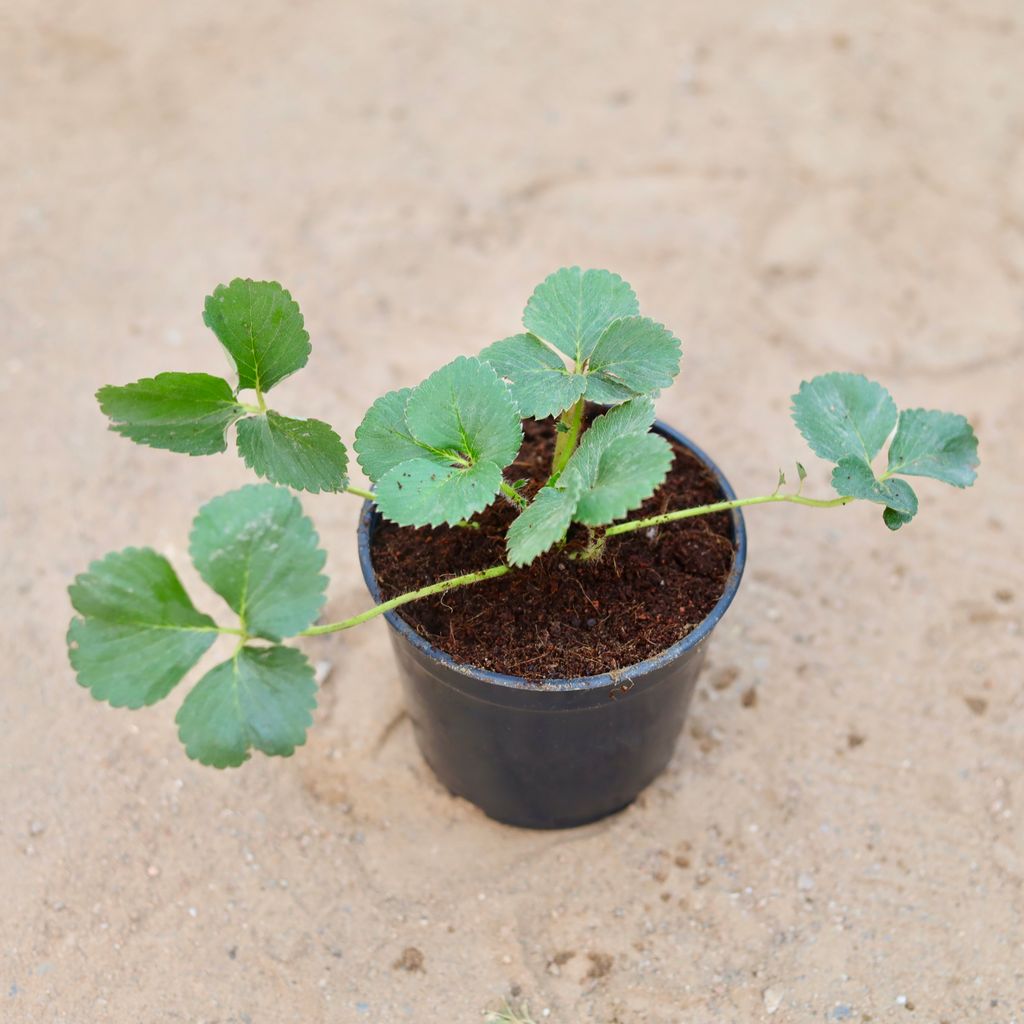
[374, 458, 505, 529]
[586, 315, 683, 396]
[186, 484, 328, 638]
[95, 373, 245, 457]
[174, 645, 317, 769]
[235, 412, 350, 494]
[789, 372, 898, 463]
[66, 547, 218, 709]
[202, 278, 311, 393]
[521, 266, 639, 363]
[572, 433, 674, 527]
[886, 407, 979, 488]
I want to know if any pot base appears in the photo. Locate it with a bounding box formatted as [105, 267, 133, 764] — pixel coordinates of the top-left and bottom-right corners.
[391, 629, 708, 829]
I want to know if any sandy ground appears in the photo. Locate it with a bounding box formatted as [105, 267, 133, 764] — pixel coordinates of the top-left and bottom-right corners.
[2, 1, 1023, 1021]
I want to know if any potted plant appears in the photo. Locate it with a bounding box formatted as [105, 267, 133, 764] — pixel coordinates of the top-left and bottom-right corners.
[67, 268, 979, 828]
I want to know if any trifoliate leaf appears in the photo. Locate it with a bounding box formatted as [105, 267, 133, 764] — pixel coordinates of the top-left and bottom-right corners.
[358, 357, 523, 527]
[203, 279, 310, 393]
[506, 472, 584, 567]
[480, 333, 587, 418]
[176, 645, 316, 768]
[832, 455, 919, 516]
[236, 411, 349, 493]
[560, 398, 672, 527]
[67, 548, 217, 708]
[791, 372, 898, 463]
[96, 373, 244, 455]
[375, 458, 503, 528]
[586, 317, 682, 402]
[523, 267, 638, 363]
[189, 484, 326, 641]
[574, 433, 673, 526]
[886, 408, 979, 487]
[352, 387, 420, 481]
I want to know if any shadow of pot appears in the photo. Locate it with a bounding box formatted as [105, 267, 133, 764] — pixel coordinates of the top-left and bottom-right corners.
[357, 419, 747, 829]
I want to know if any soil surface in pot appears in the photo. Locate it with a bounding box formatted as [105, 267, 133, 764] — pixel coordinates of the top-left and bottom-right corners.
[371, 410, 736, 679]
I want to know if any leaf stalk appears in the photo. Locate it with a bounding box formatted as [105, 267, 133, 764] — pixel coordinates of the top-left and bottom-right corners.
[345, 484, 376, 501]
[604, 492, 854, 538]
[550, 397, 585, 479]
[304, 491, 855, 628]
[500, 481, 528, 509]
[298, 564, 512, 636]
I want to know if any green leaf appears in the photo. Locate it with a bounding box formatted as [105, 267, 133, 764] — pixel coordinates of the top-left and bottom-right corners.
[791, 372, 898, 463]
[562, 398, 672, 527]
[352, 387, 421, 481]
[506, 473, 584, 567]
[203, 279, 310, 393]
[832, 455, 919, 517]
[883, 506, 914, 531]
[189, 484, 326, 641]
[480, 333, 587, 418]
[96, 373, 244, 455]
[574, 433, 673, 526]
[358, 357, 523, 527]
[586, 317, 682, 402]
[176, 646, 316, 768]
[403, 356, 522, 466]
[375, 458, 503, 528]
[67, 548, 217, 708]
[522, 267, 638, 363]
[237, 411, 349, 493]
[886, 409, 979, 487]
[564, 397, 656, 485]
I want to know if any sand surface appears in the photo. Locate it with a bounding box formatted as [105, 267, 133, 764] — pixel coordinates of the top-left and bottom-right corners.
[2, 2, 1023, 1021]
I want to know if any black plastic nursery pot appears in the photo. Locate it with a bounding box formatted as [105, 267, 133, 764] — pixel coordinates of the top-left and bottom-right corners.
[357, 420, 747, 830]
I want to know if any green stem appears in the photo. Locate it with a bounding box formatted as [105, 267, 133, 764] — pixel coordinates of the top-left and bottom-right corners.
[298, 564, 511, 636]
[255, 386, 267, 413]
[297, 493, 854, 638]
[345, 484, 376, 501]
[604, 492, 854, 538]
[550, 397, 585, 478]
[500, 480, 528, 509]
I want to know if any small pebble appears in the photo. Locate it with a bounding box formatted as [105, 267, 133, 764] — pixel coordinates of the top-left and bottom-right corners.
[965, 696, 987, 716]
[797, 872, 815, 892]
[763, 987, 784, 1014]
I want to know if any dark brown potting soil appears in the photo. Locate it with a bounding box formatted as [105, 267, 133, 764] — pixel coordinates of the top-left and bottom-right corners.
[370, 411, 736, 679]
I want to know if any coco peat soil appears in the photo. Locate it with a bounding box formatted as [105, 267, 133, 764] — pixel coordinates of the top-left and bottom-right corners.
[372, 410, 736, 678]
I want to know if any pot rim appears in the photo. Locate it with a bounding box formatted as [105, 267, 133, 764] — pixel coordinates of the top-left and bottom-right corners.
[357, 417, 747, 693]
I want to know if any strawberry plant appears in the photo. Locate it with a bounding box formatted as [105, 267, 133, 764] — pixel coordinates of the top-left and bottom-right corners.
[69, 268, 979, 768]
